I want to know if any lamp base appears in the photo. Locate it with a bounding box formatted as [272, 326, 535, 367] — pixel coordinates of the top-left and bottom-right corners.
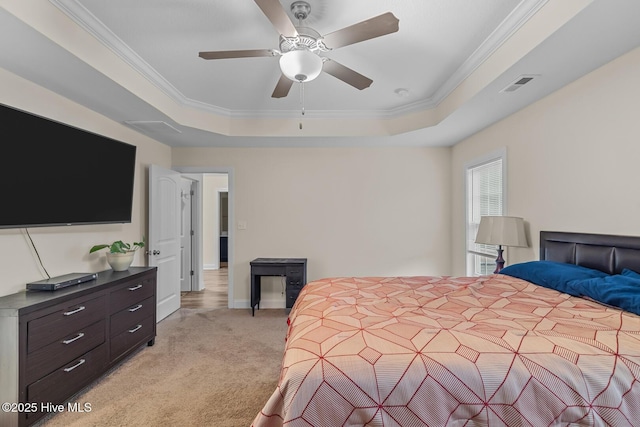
[494, 246, 505, 274]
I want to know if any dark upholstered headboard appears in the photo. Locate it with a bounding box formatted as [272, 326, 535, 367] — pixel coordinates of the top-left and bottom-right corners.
[540, 231, 640, 274]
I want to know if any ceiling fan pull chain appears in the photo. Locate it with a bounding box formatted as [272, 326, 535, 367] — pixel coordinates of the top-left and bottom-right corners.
[300, 82, 305, 116]
[299, 82, 305, 130]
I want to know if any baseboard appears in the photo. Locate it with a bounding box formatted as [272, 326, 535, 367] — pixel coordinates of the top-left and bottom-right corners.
[204, 263, 227, 270]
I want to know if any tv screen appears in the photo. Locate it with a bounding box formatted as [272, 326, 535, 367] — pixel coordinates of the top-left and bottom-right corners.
[0, 103, 137, 229]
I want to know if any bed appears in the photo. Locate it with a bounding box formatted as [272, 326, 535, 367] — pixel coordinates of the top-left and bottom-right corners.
[252, 231, 640, 426]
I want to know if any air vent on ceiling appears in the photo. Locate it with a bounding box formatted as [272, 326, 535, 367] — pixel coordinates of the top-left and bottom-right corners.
[500, 74, 539, 93]
[124, 120, 182, 134]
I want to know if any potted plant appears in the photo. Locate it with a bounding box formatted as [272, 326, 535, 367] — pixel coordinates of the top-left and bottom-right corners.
[90, 238, 145, 271]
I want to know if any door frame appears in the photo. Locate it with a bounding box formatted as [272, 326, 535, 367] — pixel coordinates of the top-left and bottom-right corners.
[175, 166, 235, 309]
[180, 177, 198, 292]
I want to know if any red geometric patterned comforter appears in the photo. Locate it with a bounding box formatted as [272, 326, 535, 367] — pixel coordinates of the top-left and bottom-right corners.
[252, 275, 640, 426]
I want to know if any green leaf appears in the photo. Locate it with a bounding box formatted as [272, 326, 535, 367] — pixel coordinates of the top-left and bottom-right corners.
[89, 244, 110, 253]
[90, 238, 145, 254]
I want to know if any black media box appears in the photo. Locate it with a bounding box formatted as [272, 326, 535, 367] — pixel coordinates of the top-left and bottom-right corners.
[27, 272, 98, 291]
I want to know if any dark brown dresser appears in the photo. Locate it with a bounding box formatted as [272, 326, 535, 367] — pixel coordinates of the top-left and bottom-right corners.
[0, 267, 157, 427]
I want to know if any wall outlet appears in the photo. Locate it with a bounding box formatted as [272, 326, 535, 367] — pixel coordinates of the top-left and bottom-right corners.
[237, 220, 247, 230]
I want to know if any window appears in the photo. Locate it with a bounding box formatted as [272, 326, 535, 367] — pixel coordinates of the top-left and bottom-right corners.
[466, 150, 506, 276]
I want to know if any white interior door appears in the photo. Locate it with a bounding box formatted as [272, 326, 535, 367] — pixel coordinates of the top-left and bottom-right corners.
[180, 178, 193, 292]
[149, 164, 181, 322]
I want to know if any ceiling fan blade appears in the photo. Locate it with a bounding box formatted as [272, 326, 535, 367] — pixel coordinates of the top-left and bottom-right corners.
[254, 0, 298, 38]
[272, 74, 294, 98]
[323, 59, 373, 90]
[321, 12, 399, 50]
[199, 49, 275, 60]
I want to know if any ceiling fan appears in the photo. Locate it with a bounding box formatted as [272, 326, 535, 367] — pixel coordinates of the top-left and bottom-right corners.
[198, 0, 399, 98]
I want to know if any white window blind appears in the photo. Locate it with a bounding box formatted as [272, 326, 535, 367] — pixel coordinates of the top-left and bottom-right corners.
[466, 157, 504, 276]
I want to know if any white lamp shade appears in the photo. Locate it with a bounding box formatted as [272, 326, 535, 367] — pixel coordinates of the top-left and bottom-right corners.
[475, 216, 528, 247]
[279, 50, 323, 82]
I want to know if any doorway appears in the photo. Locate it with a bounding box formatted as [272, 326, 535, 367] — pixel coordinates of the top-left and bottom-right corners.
[176, 169, 233, 309]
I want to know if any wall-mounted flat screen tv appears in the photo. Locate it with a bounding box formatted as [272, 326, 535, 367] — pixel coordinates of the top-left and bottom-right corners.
[0, 103, 137, 229]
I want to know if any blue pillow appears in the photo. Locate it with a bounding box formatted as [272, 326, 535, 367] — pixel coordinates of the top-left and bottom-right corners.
[621, 268, 640, 280]
[499, 260, 608, 296]
[566, 275, 640, 315]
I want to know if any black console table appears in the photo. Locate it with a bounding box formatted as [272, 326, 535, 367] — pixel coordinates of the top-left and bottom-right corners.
[250, 258, 307, 316]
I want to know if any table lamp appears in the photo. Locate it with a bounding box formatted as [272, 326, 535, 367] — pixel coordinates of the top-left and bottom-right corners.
[475, 216, 528, 273]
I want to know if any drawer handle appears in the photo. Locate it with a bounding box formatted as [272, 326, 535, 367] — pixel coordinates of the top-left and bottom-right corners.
[128, 284, 143, 291]
[128, 324, 142, 333]
[63, 358, 86, 372]
[129, 304, 143, 312]
[62, 332, 85, 345]
[63, 306, 86, 316]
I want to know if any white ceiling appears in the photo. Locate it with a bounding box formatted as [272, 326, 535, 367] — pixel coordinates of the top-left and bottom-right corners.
[1, 0, 640, 147]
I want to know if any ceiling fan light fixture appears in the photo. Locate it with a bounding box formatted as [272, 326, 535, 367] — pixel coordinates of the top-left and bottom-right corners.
[279, 50, 323, 82]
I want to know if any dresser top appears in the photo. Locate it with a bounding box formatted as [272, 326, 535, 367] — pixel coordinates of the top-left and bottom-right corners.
[0, 267, 156, 316]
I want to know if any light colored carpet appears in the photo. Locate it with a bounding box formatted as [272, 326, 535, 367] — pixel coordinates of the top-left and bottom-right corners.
[37, 308, 288, 427]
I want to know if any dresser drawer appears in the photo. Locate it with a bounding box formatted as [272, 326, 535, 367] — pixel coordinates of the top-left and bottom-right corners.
[26, 343, 107, 418]
[110, 278, 155, 313]
[25, 319, 106, 385]
[27, 295, 106, 353]
[286, 289, 301, 309]
[285, 266, 304, 279]
[110, 295, 155, 337]
[110, 315, 154, 362]
[286, 277, 304, 288]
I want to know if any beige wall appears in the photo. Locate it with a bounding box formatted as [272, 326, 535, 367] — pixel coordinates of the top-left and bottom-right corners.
[451, 46, 640, 275]
[173, 147, 452, 307]
[0, 68, 172, 297]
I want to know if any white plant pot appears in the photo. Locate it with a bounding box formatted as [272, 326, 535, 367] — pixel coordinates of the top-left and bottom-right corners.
[106, 251, 135, 271]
